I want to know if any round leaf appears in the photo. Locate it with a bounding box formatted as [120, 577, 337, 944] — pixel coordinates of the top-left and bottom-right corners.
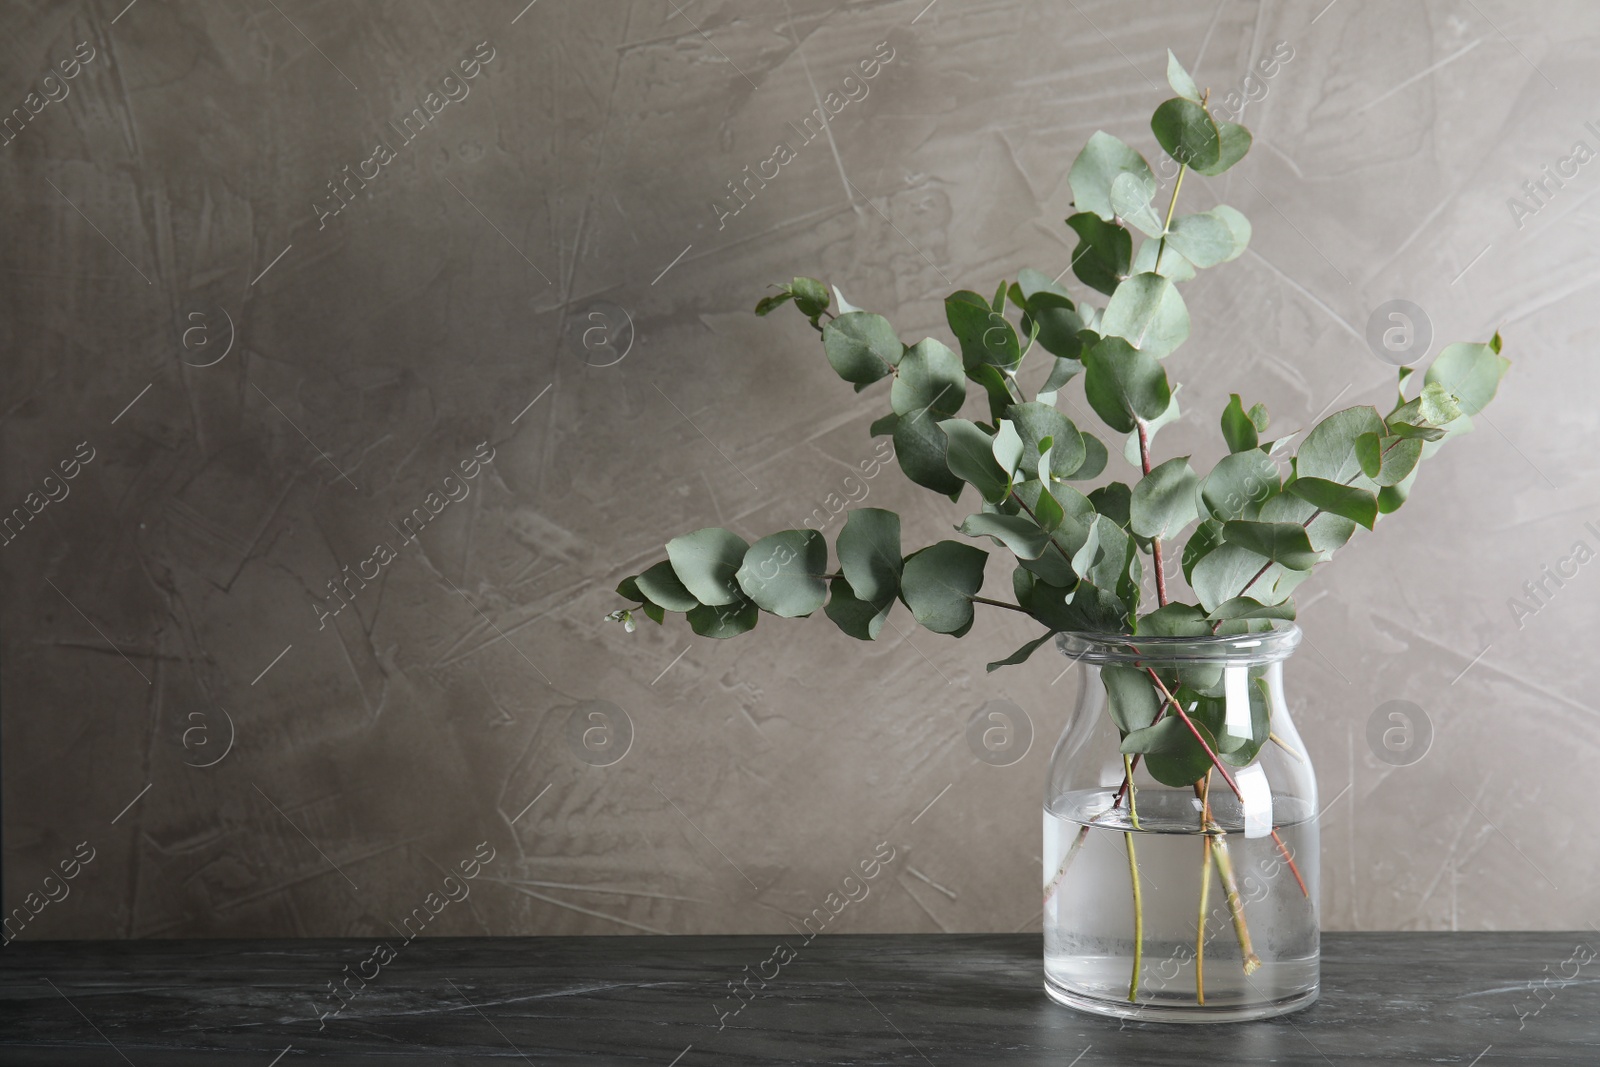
[1100, 272, 1190, 358]
[735, 530, 827, 617]
[1068, 131, 1157, 223]
[1199, 449, 1280, 521]
[1297, 406, 1386, 488]
[1083, 336, 1172, 433]
[822, 312, 901, 385]
[1423, 340, 1510, 416]
[891, 338, 965, 416]
[687, 597, 758, 638]
[666, 528, 749, 606]
[939, 419, 1011, 503]
[824, 576, 890, 641]
[1130, 456, 1201, 540]
[837, 508, 902, 607]
[1220, 520, 1321, 570]
[900, 540, 988, 634]
[1005, 402, 1086, 482]
[1193, 121, 1252, 176]
[1151, 97, 1221, 170]
[635, 560, 699, 612]
[893, 407, 965, 496]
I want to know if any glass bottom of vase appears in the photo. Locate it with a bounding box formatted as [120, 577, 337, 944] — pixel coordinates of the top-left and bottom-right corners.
[1043, 976, 1318, 1023]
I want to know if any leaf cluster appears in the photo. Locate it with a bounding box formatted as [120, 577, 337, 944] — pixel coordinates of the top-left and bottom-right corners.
[609, 53, 1510, 778]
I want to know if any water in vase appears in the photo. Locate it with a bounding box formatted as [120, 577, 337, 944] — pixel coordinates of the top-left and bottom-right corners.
[1043, 787, 1319, 1021]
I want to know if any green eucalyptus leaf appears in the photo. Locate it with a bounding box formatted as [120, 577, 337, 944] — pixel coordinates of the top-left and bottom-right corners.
[1066, 212, 1133, 295]
[1069, 131, 1157, 223]
[1139, 602, 1212, 636]
[900, 540, 988, 635]
[1020, 291, 1088, 361]
[1220, 520, 1321, 570]
[687, 596, 759, 638]
[837, 508, 902, 607]
[1258, 492, 1356, 558]
[940, 419, 1012, 503]
[636, 560, 699, 612]
[947, 290, 1021, 371]
[1247, 402, 1270, 433]
[1378, 467, 1419, 515]
[831, 285, 864, 315]
[790, 276, 830, 324]
[1063, 430, 1109, 480]
[893, 406, 965, 496]
[1199, 448, 1280, 521]
[1103, 664, 1162, 734]
[869, 412, 898, 438]
[1355, 432, 1423, 486]
[1015, 267, 1073, 301]
[1182, 518, 1224, 584]
[1297, 406, 1386, 489]
[616, 575, 645, 603]
[1130, 456, 1201, 540]
[1133, 237, 1197, 281]
[1005, 402, 1086, 481]
[1151, 97, 1221, 170]
[1193, 121, 1252, 176]
[1424, 339, 1510, 416]
[822, 311, 901, 385]
[965, 362, 1018, 423]
[736, 530, 827, 617]
[824, 576, 890, 640]
[1087, 481, 1132, 529]
[1121, 715, 1215, 787]
[666, 527, 750, 606]
[1165, 211, 1242, 268]
[754, 287, 794, 316]
[1166, 49, 1202, 103]
[1100, 272, 1190, 358]
[891, 338, 965, 416]
[1041, 355, 1085, 393]
[642, 602, 665, 625]
[1083, 336, 1172, 433]
[1191, 543, 1306, 613]
[1221, 393, 1260, 452]
[1288, 477, 1379, 530]
[1206, 596, 1297, 622]
[993, 419, 1025, 477]
[986, 631, 1057, 672]
[958, 512, 1049, 560]
[1110, 170, 1165, 237]
[1034, 483, 1066, 533]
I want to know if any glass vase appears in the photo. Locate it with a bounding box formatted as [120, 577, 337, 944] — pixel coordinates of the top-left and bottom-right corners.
[1042, 625, 1318, 1022]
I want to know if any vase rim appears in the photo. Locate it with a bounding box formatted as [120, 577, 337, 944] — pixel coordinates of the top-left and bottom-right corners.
[1054, 623, 1302, 665]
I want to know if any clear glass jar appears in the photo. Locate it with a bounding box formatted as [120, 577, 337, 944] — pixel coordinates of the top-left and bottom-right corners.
[1043, 626, 1318, 1022]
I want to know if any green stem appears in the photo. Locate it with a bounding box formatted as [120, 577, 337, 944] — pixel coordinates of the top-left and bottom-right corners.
[969, 594, 1029, 614]
[1125, 830, 1144, 1001]
[1152, 164, 1189, 275]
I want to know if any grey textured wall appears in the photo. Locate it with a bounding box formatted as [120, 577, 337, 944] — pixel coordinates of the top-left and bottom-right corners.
[2, 0, 1596, 942]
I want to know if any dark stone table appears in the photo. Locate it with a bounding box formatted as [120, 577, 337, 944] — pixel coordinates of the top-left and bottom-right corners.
[0, 933, 1592, 1064]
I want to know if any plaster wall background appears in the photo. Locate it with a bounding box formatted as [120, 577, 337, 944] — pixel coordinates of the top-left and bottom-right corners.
[2, 0, 1596, 940]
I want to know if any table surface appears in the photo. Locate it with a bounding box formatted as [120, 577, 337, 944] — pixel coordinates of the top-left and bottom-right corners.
[0, 932, 1593, 1065]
